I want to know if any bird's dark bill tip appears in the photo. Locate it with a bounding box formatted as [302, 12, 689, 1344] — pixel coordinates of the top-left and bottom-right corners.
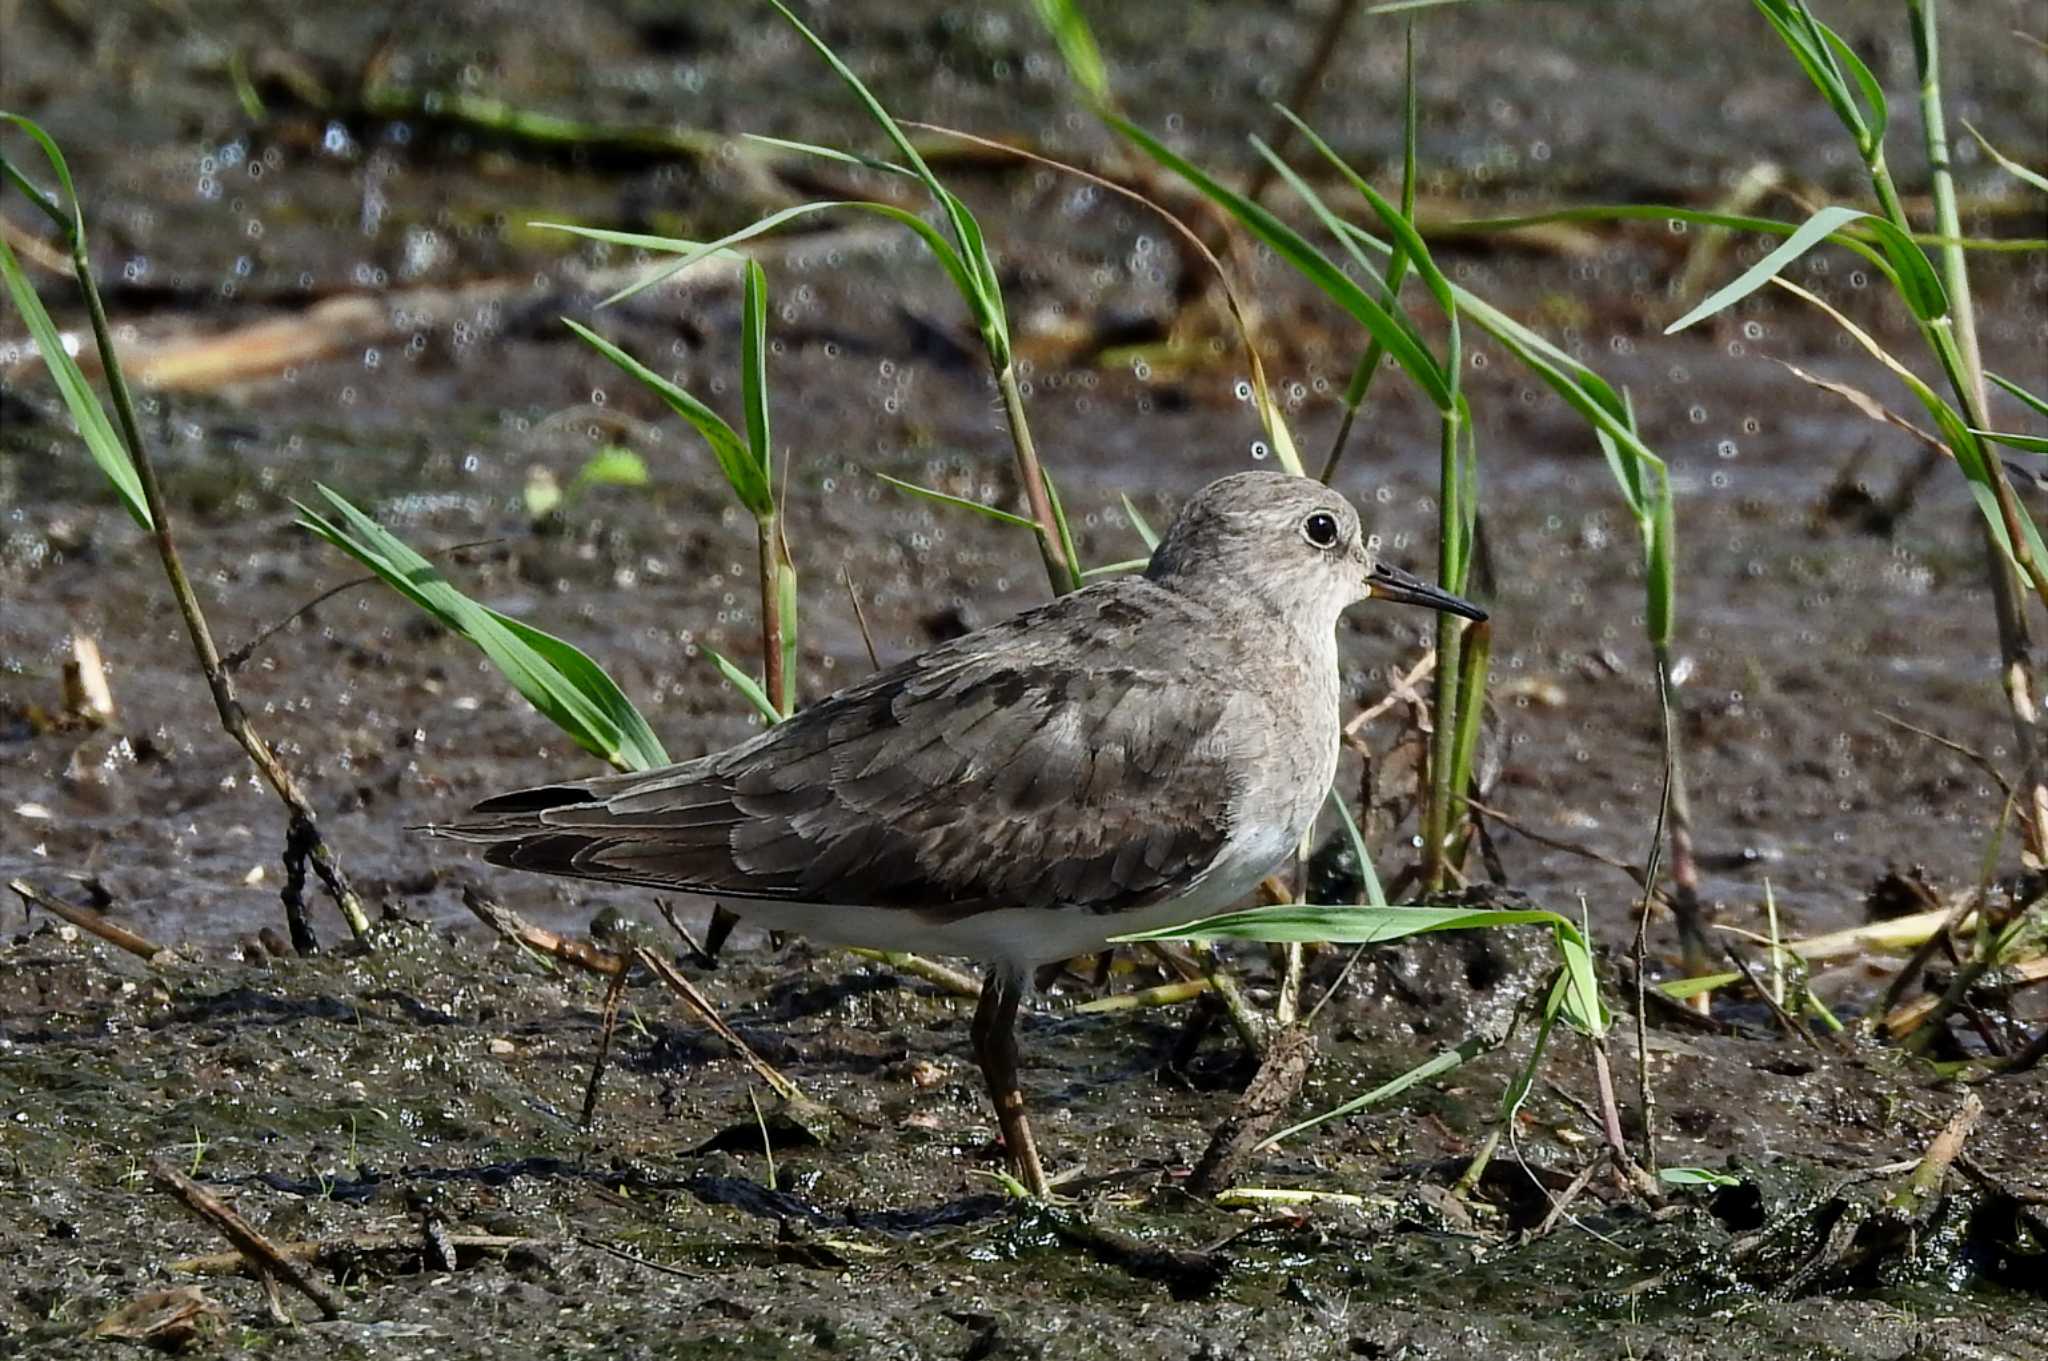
[1369, 561, 1487, 621]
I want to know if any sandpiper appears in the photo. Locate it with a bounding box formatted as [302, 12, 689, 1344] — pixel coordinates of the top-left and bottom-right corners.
[431, 471, 1484, 1195]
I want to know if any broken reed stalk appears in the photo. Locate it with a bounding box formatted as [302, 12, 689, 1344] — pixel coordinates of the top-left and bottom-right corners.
[149, 1160, 343, 1321]
[580, 966, 632, 1128]
[457, 885, 822, 1122]
[1885, 1089, 1983, 1219]
[757, 511, 797, 716]
[8, 877, 165, 960]
[173, 1232, 542, 1276]
[1187, 1024, 1318, 1196]
[60, 236, 368, 950]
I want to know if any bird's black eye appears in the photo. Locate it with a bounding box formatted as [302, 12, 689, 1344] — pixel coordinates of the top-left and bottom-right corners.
[1302, 511, 1341, 549]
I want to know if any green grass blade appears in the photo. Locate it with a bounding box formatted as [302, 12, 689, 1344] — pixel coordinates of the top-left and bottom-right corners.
[876, 473, 1042, 530]
[739, 134, 921, 180]
[1268, 112, 1463, 390]
[1108, 114, 1452, 411]
[1962, 121, 2048, 194]
[763, 0, 947, 209]
[1260, 1032, 1490, 1147]
[704, 646, 785, 725]
[1119, 904, 1579, 945]
[1753, 0, 1873, 154]
[1120, 494, 1160, 551]
[1815, 20, 1888, 148]
[1250, 137, 1439, 372]
[0, 233, 152, 529]
[296, 487, 668, 772]
[0, 113, 85, 240]
[762, 0, 1003, 357]
[1042, 467, 1084, 583]
[740, 258, 772, 478]
[1975, 430, 2048, 454]
[1327, 789, 1388, 908]
[1990, 373, 2048, 422]
[1659, 1167, 1743, 1188]
[563, 319, 773, 517]
[1029, 0, 1110, 107]
[1657, 971, 1742, 1001]
[1666, 204, 1869, 334]
[533, 222, 723, 256]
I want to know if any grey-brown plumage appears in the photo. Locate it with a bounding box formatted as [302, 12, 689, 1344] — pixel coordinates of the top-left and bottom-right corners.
[429, 470, 1485, 1195]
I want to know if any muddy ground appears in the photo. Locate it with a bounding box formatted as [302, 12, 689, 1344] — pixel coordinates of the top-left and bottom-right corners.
[3, 1, 2046, 1357]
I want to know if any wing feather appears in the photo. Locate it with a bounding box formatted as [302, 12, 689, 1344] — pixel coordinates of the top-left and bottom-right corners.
[440, 579, 1248, 916]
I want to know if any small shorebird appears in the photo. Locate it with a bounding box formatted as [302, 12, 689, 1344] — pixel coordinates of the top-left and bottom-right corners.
[431, 471, 1484, 1195]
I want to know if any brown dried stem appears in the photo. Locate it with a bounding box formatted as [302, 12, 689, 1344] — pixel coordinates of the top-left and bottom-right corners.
[150, 1160, 344, 1320]
[8, 877, 165, 960]
[54, 226, 371, 950]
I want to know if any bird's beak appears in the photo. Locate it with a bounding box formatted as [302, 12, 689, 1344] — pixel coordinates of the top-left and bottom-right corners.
[1366, 560, 1488, 621]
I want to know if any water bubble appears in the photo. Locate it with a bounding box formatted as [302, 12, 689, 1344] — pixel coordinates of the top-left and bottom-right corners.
[1250, 440, 1269, 461]
[1688, 404, 1708, 424]
[1233, 379, 1253, 402]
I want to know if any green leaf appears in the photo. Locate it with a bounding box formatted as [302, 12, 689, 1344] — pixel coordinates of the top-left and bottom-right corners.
[296, 486, 669, 772]
[1108, 113, 1454, 412]
[1666, 204, 1869, 334]
[532, 222, 725, 257]
[1029, 0, 1110, 107]
[876, 472, 1040, 530]
[1127, 903, 1606, 1036]
[564, 319, 774, 518]
[740, 258, 772, 478]
[0, 233, 152, 529]
[1657, 971, 1741, 1001]
[704, 645, 784, 725]
[1120, 494, 1160, 551]
[0, 115, 151, 530]
[0, 112, 85, 241]
[739, 134, 920, 180]
[1259, 1032, 1493, 1148]
[1815, 20, 1888, 149]
[1962, 121, 2048, 195]
[570, 446, 651, 491]
[1327, 789, 1388, 909]
[1990, 373, 2048, 423]
[1752, 0, 1877, 155]
[1975, 429, 2048, 454]
[762, 0, 1007, 363]
[1659, 1166, 1743, 1188]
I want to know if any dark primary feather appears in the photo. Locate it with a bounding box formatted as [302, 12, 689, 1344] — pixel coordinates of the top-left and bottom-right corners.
[441, 577, 1254, 918]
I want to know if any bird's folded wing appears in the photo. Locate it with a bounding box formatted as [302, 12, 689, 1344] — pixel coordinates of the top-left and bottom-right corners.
[441, 605, 1246, 916]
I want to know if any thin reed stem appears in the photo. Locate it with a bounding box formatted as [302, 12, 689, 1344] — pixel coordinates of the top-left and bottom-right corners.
[757, 512, 796, 718]
[995, 363, 1080, 595]
[63, 215, 369, 948]
[1422, 408, 1465, 893]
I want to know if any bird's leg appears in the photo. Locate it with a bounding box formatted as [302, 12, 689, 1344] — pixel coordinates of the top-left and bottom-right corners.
[972, 966, 1049, 1197]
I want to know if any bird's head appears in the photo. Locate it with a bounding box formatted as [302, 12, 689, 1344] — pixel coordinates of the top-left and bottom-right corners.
[1144, 470, 1486, 632]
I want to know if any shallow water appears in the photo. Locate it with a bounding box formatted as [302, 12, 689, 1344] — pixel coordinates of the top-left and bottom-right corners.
[3, 2, 2046, 1355]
